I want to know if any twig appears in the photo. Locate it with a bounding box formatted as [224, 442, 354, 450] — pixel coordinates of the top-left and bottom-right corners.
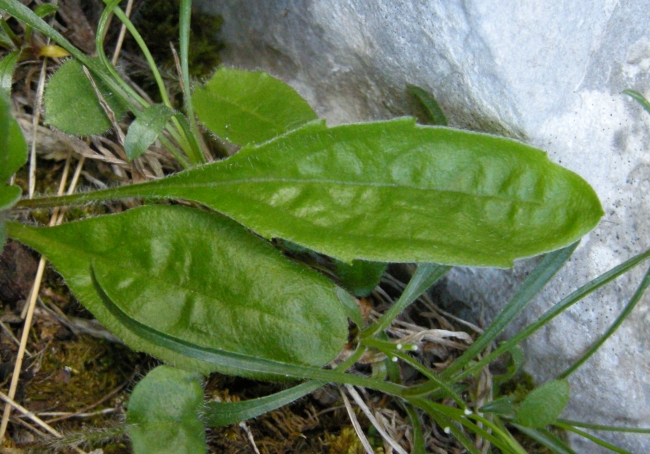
[338, 386, 374, 454]
[1, 155, 86, 442]
[345, 385, 408, 454]
[0, 320, 29, 355]
[82, 66, 125, 146]
[238, 421, 261, 454]
[28, 57, 48, 198]
[0, 390, 87, 454]
[111, 0, 134, 66]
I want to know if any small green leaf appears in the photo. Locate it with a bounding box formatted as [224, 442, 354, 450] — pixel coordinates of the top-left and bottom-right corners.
[44, 58, 128, 136]
[0, 50, 20, 97]
[0, 185, 21, 211]
[623, 89, 650, 116]
[7, 205, 348, 376]
[124, 104, 175, 161]
[408, 84, 448, 126]
[193, 67, 318, 145]
[335, 287, 363, 327]
[513, 380, 570, 428]
[33, 3, 59, 18]
[335, 259, 387, 297]
[478, 396, 515, 418]
[126, 365, 206, 454]
[1, 114, 28, 183]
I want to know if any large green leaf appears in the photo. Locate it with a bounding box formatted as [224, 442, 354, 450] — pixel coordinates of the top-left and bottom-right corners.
[18, 118, 603, 266]
[44, 58, 128, 136]
[513, 380, 570, 428]
[193, 67, 318, 145]
[126, 365, 206, 454]
[6, 205, 348, 376]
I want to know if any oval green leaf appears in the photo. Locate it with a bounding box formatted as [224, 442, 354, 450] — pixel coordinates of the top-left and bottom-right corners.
[124, 104, 175, 161]
[44, 58, 128, 136]
[513, 379, 570, 428]
[104, 118, 602, 267]
[193, 67, 318, 145]
[126, 365, 206, 454]
[6, 205, 348, 376]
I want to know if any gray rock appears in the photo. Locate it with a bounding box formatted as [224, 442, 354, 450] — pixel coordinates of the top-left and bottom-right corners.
[195, 1, 650, 451]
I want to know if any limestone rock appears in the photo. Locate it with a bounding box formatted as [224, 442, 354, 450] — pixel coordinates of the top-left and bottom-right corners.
[195, 1, 650, 451]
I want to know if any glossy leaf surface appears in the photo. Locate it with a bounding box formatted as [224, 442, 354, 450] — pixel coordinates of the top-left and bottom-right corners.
[90, 118, 602, 267]
[124, 104, 175, 161]
[126, 365, 206, 454]
[193, 67, 318, 145]
[7, 205, 348, 375]
[513, 380, 570, 428]
[44, 58, 128, 136]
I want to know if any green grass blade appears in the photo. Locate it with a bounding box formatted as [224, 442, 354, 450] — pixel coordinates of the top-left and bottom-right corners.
[623, 89, 650, 116]
[553, 420, 634, 454]
[204, 344, 366, 427]
[96, 0, 147, 108]
[402, 404, 426, 454]
[441, 243, 577, 381]
[558, 263, 650, 379]
[204, 381, 321, 427]
[556, 419, 650, 434]
[512, 424, 576, 454]
[363, 263, 450, 337]
[455, 248, 650, 381]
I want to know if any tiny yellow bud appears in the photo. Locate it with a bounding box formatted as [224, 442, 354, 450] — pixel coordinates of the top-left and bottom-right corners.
[39, 45, 70, 58]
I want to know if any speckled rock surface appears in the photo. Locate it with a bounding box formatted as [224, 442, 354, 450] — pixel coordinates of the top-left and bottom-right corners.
[195, 1, 650, 451]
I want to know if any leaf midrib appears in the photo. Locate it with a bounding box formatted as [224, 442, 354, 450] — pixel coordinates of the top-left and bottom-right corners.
[156, 178, 546, 206]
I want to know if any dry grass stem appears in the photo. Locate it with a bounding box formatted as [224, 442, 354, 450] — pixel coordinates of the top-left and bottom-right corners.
[338, 386, 374, 454]
[345, 385, 408, 454]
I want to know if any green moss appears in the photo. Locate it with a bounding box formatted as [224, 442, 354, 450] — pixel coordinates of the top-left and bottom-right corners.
[129, 0, 223, 80]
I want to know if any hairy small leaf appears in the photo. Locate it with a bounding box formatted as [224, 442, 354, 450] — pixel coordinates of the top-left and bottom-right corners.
[513, 380, 570, 428]
[193, 67, 318, 145]
[126, 366, 206, 454]
[7, 205, 348, 375]
[124, 104, 175, 160]
[44, 58, 128, 135]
